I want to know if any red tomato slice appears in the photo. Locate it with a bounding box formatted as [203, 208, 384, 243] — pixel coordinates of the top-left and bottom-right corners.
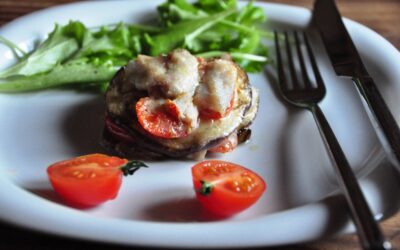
[192, 160, 266, 217]
[136, 97, 189, 139]
[164, 99, 181, 120]
[200, 94, 235, 120]
[199, 108, 224, 120]
[47, 154, 147, 207]
[209, 132, 238, 153]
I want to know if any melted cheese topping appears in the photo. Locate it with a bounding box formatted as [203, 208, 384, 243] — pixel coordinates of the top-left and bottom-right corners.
[127, 49, 199, 98]
[172, 94, 199, 130]
[107, 49, 257, 147]
[194, 59, 237, 115]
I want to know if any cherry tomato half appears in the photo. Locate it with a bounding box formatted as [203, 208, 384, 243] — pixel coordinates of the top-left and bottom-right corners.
[136, 97, 189, 139]
[192, 160, 266, 217]
[47, 154, 147, 207]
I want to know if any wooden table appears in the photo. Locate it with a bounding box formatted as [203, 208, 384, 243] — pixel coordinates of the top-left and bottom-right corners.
[0, 0, 399, 249]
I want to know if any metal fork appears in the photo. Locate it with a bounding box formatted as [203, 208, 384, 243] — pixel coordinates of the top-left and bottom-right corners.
[274, 30, 390, 250]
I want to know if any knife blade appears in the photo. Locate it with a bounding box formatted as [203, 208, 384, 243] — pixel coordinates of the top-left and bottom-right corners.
[313, 0, 400, 173]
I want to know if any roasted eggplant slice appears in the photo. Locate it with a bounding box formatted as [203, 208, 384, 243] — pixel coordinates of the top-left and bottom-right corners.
[103, 49, 259, 159]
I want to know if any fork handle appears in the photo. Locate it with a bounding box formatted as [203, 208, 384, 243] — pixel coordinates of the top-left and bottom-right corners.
[310, 104, 390, 250]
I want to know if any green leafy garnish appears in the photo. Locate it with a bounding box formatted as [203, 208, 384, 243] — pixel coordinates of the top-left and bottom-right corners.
[147, 8, 235, 56]
[0, 0, 271, 92]
[0, 22, 80, 78]
[0, 36, 27, 58]
[0, 59, 117, 92]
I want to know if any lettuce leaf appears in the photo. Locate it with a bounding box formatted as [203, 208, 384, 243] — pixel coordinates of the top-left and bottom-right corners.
[0, 0, 271, 92]
[0, 22, 82, 78]
[0, 58, 117, 92]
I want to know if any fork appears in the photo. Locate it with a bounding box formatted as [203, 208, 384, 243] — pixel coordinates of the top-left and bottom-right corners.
[274, 30, 390, 250]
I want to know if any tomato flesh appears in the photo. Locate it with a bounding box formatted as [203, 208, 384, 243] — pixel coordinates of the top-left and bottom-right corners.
[199, 94, 235, 120]
[192, 160, 266, 217]
[136, 97, 188, 139]
[47, 154, 128, 207]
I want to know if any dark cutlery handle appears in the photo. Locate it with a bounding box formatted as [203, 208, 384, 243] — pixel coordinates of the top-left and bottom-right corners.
[311, 104, 390, 250]
[354, 76, 400, 171]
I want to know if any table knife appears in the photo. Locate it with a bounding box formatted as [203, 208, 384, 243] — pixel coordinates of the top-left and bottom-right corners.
[312, 0, 400, 174]
[312, 0, 395, 249]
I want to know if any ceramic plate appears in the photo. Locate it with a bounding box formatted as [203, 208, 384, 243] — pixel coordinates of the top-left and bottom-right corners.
[0, 0, 399, 248]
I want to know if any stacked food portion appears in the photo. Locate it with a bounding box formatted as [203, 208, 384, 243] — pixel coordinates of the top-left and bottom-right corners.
[103, 49, 259, 159]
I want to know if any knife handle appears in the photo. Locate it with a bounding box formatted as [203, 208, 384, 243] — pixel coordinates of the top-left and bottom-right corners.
[311, 105, 390, 250]
[354, 76, 400, 172]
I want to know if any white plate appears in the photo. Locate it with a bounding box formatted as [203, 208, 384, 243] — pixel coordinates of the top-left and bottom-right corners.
[0, 0, 400, 248]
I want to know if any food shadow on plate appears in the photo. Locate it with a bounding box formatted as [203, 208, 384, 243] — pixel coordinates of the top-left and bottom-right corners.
[28, 187, 64, 205]
[362, 160, 400, 219]
[21, 180, 81, 209]
[61, 95, 108, 156]
[141, 196, 227, 222]
[27, 185, 110, 211]
[28, 184, 224, 222]
[315, 161, 400, 237]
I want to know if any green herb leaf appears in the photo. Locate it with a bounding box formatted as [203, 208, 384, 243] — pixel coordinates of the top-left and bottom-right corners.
[0, 59, 117, 92]
[147, 8, 235, 56]
[158, 0, 207, 25]
[0, 22, 82, 78]
[0, 36, 27, 59]
[0, 0, 272, 93]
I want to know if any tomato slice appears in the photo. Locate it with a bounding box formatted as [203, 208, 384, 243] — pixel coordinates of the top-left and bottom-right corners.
[209, 132, 238, 153]
[47, 154, 147, 207]
[136, 97, 189, 139]
[199, 94, 235, 120]
[192, 160, 266, 217]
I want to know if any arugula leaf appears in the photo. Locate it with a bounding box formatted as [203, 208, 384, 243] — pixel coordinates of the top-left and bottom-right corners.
[195, 0, 237, 14]
[236, 1, 266, 25]
[158, 0, 206, 26]
[0, 22, 82, 78]
[0, 0, 272, 93]
[147, 8, 235, 56]
[0, 59, 117, 92]
[0, 36, 27, 59]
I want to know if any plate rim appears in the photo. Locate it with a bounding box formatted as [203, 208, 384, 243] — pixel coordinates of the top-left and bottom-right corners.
[0, 0, 399, 248]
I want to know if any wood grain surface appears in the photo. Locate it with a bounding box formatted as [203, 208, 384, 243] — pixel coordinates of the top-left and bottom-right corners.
[0, 0, 399, 250]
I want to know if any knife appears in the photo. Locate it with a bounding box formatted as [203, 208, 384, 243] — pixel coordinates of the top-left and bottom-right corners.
[312, 0, 400, 172]
[312, 1, 394, 249]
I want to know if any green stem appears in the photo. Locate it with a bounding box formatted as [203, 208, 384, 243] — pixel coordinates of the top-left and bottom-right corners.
[0, 36, 27, 58]
[219, 20, 273, 39]
[199, 180, 213, 196]
[88, 23, 162, 33]
[120, 160, 149, 176]
[196, 51, 268, 62]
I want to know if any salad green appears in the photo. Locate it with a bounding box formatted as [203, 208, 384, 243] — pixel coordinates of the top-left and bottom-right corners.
[0, 0, 271, 92]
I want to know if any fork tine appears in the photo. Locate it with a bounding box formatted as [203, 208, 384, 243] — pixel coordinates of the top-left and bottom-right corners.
[303, 32, 325, 93]
[284, 31, 299, 89]
[274, 31, 289, 92]
[293, 31, 312, 89]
